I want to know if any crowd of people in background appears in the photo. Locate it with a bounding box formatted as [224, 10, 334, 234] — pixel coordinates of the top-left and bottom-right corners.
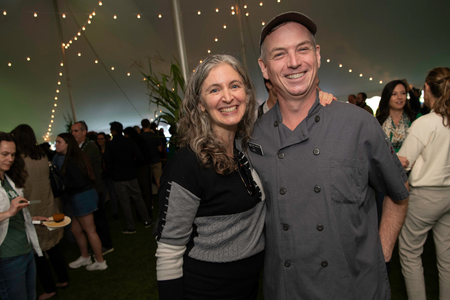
[1, 10, 449, 300]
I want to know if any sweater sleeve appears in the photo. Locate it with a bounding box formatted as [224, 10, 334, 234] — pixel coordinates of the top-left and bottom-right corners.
[398, 121, 428, 171]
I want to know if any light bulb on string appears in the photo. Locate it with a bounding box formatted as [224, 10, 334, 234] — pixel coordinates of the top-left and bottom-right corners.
[60, 63, 63, 66]
[77, 32, 81, 36]
[51, 115, 54, 118]
[232, 11, 235, 15]
[326, 59, 330, 62]
[78, 53, 81, 56]
[216, 8, 219, 12]
[349, 69, 352, 73]
[111, 67, 114, 70]
[158, 14, 162, 18]
[59, 72, 63, 76]
[92, 12, 95, 16]
[54, 97, 58, 100]
[359, 74, 363, 77]
[99, 1, 102, 6]
[379, 81, 383, 84]
[3, 11, 6, 15]
[198, 11, 201, 15]
[137, 14, 141, 19]
[27, 57, 30, 61]
[88, 20, 91, 24]
[7, 63, 11, 67]
[339, 64, 342, 67]
[215, 38, 218, 42]
[244, 5, 247, 9]
[246, 13, 249, 16]
[57, 81, 61, 85]
[127, 72, 131, 76]
[34, 13, 37, 17]
[52, 110, 55, 113]
[369, 77, 373, 81]
[89, 14, 92, 19]
[223, 24, 226, 29]
[69, 40, 72, 44]
[54, 103, 57, 107]
[62, 14, 66, 18]
[113, 15, 117, 19]
[95, 60, 98, 63]
[56, 90, 59, 93]
[51, 120, 54, 123]
[261, 21, 265, 25]
[207, 49, 211, 53]
[278, 0, 281, 2]
[82, 26, 85, 30]
[74, 37, 77, 40]
[260, 2, 263, 6]
[231, 6, 235, 10]
[200, 60, 203, 63]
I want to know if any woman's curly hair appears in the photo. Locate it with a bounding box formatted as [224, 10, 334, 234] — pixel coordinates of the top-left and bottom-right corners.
[0, 132, 28, 188]
[177, 54, 257, 175]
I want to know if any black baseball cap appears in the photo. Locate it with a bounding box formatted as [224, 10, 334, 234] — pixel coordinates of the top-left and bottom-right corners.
[259, 11, 317, 49]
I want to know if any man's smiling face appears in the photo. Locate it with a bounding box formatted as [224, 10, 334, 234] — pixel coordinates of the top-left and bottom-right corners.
[258, 22, 321, 102]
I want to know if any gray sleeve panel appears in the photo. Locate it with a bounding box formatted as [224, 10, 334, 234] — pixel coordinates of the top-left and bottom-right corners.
[189, 200, 266, 263]
[158, 181, 201, 246]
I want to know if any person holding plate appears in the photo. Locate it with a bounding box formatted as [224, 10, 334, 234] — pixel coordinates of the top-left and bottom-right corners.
[0, 132, 48, 300]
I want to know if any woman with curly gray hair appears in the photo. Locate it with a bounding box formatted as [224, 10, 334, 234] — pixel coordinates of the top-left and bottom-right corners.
[155, 54, 266, 300]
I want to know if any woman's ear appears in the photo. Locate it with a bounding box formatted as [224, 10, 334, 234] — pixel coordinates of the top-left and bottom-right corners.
[198, 102, 206, 112]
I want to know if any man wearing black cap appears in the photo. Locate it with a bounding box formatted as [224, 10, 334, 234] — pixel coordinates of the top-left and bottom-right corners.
[247, 11, 410, 299]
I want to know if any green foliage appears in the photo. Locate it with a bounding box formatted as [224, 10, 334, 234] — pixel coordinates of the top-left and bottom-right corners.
[63, 112, 74, 133]
[140, 57, 185, 131]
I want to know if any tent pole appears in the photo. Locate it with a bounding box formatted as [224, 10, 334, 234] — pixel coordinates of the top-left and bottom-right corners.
[53, 0, 77, 122]
[171, 0, 189, 81]
[236, 0, 247, 69]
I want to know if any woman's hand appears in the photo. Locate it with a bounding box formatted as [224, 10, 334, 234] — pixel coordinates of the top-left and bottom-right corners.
[7, 197, 29, 218]
[319, 91, 337, 106]
[397, 156, 409, 169]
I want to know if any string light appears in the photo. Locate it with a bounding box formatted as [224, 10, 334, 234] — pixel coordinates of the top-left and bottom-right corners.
[62, 14, 66, 18]
[359, 74, 363, 77]
[89, 14, 93, 19]
[113, 15, 117, 19]
[198, 11, 201, 15]
[215, 38, 218, 42]
[57, 81, 61, 85]
[74, 37, 77, 40]
[246, 13, 249, 16]
[127, 72, 131, 76]
[69, 40, 72, 44]
[215, 8, 219, 12]
[77, 32, 81, 36]
[111, 67, 114, 70]
[78, 53, 81, 56]
[244, 5, 247, 9]
[95, 60, 98, 63]
[82, 26, 86, 30]
[54, 97, 58, 100]
[260, 2, 263, 6]
[143, 78, 146, 81]
[92, 12, 96, 16]
[278, 0, 281, 2]
[59, 72, 62, 76]
[3, 11, 6, 15]
[379, 81, 383, 84]
[54, 103, 57, 107]
[349, 69, 352, 72]
[339, 64, 343, 67]
[34, 13, 37, 17]
[158, 14, 162, 18]
[99, 1, 102, 6]
[369, 77, 373, 81]
[327, 59, 330, 62]
[200, 60, 203, 63]
[137, 14, 141, 18]
[261, 22, 265, 25]
[88, 20, 91, 24]
[232, 11, 235, 15]
[223, 24, 227, 29]
[56, 90, 59, 93]
[207, 49, 211, 53]
[7, 63, 11, 67]
[27, 57, 30, 61]
[231, 6, 235, 10]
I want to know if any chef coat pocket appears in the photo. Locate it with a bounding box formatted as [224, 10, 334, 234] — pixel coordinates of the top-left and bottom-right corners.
[331, 159, 363, 203]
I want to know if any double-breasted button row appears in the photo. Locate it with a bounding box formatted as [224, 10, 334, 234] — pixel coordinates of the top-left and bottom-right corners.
[314, 185, 321, 193]
[280, 188, 286, 195]
[317, 224, 324, 231]
[284, 260, 291, 267]
[313, 148, 320, 156]
[315, 115, 320, 122]
[278, 153, 285, 159]
[274, 121, 279, 127]
[283, 224, 290, 231]
[321, 260, 328, 267]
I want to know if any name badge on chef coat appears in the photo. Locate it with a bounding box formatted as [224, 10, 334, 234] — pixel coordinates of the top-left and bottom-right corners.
[248, 142, 264, 156]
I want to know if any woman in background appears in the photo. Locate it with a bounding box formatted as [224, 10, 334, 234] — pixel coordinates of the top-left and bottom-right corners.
[0, 132, 47, 300]
[398, 67, 450, 299]
[12, 125, 69, 300]
[376, 80, 416, 152]
[56, 133, 107, 271]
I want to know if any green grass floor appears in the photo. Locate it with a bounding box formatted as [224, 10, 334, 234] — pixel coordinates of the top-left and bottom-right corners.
[36, 196, 440, 299]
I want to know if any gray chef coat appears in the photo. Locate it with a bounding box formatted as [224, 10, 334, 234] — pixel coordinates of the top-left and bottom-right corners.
[247, 96, 409, 300]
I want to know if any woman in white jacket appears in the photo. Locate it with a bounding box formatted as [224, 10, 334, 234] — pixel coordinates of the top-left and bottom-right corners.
[0, 132, 48, 300]
[398, 67, 450, 300]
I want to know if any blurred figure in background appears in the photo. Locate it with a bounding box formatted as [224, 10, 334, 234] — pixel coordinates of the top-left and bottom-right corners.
[398, 67, 450, 300]
[56, 133, 107, 271]
[12, 124, 69, 300]
[96, 132, 119, 220]
[356, 92, 374, 115]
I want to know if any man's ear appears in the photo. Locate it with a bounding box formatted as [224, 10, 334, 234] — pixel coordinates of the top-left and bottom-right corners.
[258, 58, 269, 80]
[316, 45, 321, 68]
